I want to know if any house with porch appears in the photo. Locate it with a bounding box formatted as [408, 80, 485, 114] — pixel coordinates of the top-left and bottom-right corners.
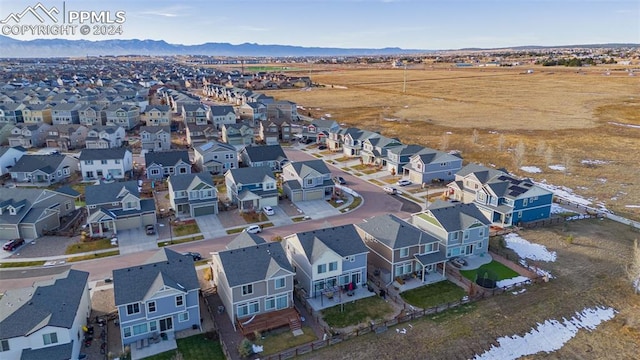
[141, 105, 171, 126]
[361, 135, 402, 166]
[240, 144, 288, 171]
[140, 126, 171, 152]
[85, 125, 125, 149]
[186, 123, 217, 148]
[145, 150, 191, 180]
[281, 160, 334, 202]
[447, 163, 554, 227]
[0, 187, 79, 240]
[44, 124, 88, 151]
[85, 181, 156, 237]
[113, 249, 201, 359]
[282, 224, 371, 303]
[221, 123, 254, 148]
[0, 146, 26, 176]
[79, 148, 133, 181]
[412, 201, 491, 260]
[211, 233, 298, 333]
[403, 147, 463, 185]
[10, 154, 78, 185]
[0, 269, 91, 360]
[8, 123, 51, 149]
[193, 140, 237, 175]
[342, 129, 378, 157]
[224, 166, 278, 212]
[168, 173, 218, 218]
[208, 105, 236, 129]
[300, 119, 339, 144]
[105, 103, 141, 130]
[385, 144, 425, 176]
[355, 214, 447, 289]
[182, 104, 208, 125]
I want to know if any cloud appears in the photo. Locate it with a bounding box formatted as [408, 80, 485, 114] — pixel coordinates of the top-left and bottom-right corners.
[139, 5, 191, 18]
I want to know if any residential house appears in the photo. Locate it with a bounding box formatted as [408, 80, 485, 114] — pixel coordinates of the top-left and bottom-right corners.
[211, 233, 297, 332]
[208, 105, 236, 129]
[412, 201, 491, 259]
[44, 124, 88, 151]
[51, 103, 81, 125]
[21, 103, 52, 125]
[112, 249, 200, 357]
[0, 123, 15, 145]
[78, 104, 106, 126]
[85, 125, 125, 149]
[281, 160, 334, 202]
[140, 126, 171, 152]
[10, 154, 78, 184]
[238, 102, 266, 126]
[342, 129, 378, 157]
[193, 140, 237, 175]
[0, 146, 26, 175]
[0, 103, 25, 124]
[300, 119, 339, 144]
[185, 123, 217, 148]
[145, 150, 191, 180]
[258, 119, 292, 144]
[240, 144, 288, 171]
[361, 135, 402, 166]
[0, 187, 78, 240]
[0, 270, 91, 360]
[283, 224, 370, 299]
[181, 104, 208, 125]
[105, 103, 141, 130]
[447, 163, 554, 227]
[385, 144, 425, 175]
[221, 123, 254, 148]
[355, 214, 447, 288]
[224, 166, 277, 211]
[403, 147, 463, 185]
[266, 100, 298, 121]
[141, 105, 171, 126]
[79, 148, 133, 181]
[168, 173, 218, 217]
[85, 180, 156, 237]
[8, 123, 51, 149]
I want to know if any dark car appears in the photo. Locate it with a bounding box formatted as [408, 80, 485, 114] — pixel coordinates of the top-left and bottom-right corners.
[318, 144, 327, 150]
[184, 252, 202, 261]
[303, 138, 314, 144]
[3, 238, 25, 251]
[333, 176, 346, 185]
[145, 224, 156, 235]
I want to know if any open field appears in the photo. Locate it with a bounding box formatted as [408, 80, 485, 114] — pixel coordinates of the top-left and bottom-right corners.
[264, 65, 640, 219]
[299, 219, 640, 359]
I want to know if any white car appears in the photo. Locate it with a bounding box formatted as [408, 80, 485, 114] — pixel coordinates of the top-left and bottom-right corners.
[396, 179, 412, 186]
[244, 225, 262, 234]
[262, 206, 275, 216]
[383, 186, 398, 195]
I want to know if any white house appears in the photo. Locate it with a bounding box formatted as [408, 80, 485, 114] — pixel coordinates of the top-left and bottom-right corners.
[0, 146, 26, 176]
[79, 148, 133, 181]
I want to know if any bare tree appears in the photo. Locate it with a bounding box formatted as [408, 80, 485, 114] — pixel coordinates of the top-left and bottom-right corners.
[544, 146, 554, 166]
[497, 134, 506, 152]
[628, 239, 640, 295]
[439, 132, 450, 151]
[562, 153, 572, 173]
[471, 129, 480, 144]
[535, 140, 546, 156]
[514, 140, 526, 168]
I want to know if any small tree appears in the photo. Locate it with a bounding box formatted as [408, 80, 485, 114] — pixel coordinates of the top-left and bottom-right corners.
[238, 338, 254, 358]
[535, 140, 546, 156]
[471, 129, 480, 144]
[513, 140, 526, 168]
[627, 239, 640, 295]
[544, 146, 554, 166]
[439, 132, 450, 151]
[497, 134, 506, 152]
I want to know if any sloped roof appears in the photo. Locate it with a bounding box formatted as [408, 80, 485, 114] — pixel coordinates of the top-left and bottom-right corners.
[425, 201, 491, 232]
[145, 150, 190, 167]
[357, 214, 439, 249]
[291, 224, 369, 262]
[10, 154, 68, 174]
[242, 144, 287, 163]
[226, 232, 267, 250]
[168, 173, 215, 192]
[456, 163, 504, 184]
[225, 166, 275, 185]
[216, 241, 293, 287]
[286, 160, 330, 178]
[85, 180, 139, 206]
[79, 147, 129, 160]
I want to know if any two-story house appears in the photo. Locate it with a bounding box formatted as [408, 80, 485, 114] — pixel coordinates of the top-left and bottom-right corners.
[0, 270, 91, 360]
[208, 105, 236, 129]
[385, 144, 425, 175]
[22, 103, 52, 125]
[221, 123, 254, 148]
[185, 123, 217, 148]
[224, 166, 278, 211]
[211, 233, 298, 334]
[356, 214, 447, 289]
[0, 123, 15, 145]
[78, 104, 106, 126]
[193, 140, 237, 175]
[79, 148, 133, 181]
[281, 160, 334, 202]
[51, 103, 81, 125]
[403, 147, 463, 185]
[142, 104, 171, 126]
[447, 163, 554, 227]
[238, 102, 266, 126]
[412, 201, 491, 259]
[85, 180, 156, 237]
[240, 144, 288, 171]
[283, 224, 370, 304]
[105, 104, 140, 130]
[326, 127, 358, 153]
[140, 126, 171, 152]
[0, 103, 25, 124]
[266, 100, 298, 121]
[342, 129, 378, 157]
[168, 173, 218, 217]
[85, 125, 125, 149]
[10, 154, 78, 184]
[8, 123, 51, 149]
[113, 249, 201, 358]
[182, 104, 208, 125]
[0, 146, 26, 176]
[258, 119, 292, 145]
[44, 124, 88, 151]
[300, 119, 339, 144]
[145, 150, 191, 180]
[361, 135, 402, 166]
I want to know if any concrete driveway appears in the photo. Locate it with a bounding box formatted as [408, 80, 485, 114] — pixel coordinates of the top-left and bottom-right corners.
[195, 214, 227, 239]
[116, 227, 158, 255]
[294, 200, 341, 220]
[264, 206, 294, 227]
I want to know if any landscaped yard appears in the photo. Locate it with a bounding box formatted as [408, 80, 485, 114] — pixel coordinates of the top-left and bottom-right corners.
[322, 296, 394, 328]
[65, 238, 113, 254]
[459, 260, 519, 282]
[173, 222, 201, 237]
[253, 326, 318, 355]
[144, 333, 224, 360]
[241, 211, 268, 223]
[400, 281, 466, 309]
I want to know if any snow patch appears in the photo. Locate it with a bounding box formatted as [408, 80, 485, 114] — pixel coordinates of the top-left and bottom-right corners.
[581, 159, 609, 166]
[445, 131, 453, 134]
[535, 182, 592, 206]
[597, 178, 607, 183]
[473, 307, 617, 360]
[550, 203, 572, 215]
[608, 121, 640, 129]
[548, 164, 565, 171]
[520, 166, 542, 173]
[496, 276, 530, 288]
[625, 205, 640, 208]
[504, 233, 557, 262]
[324, 113, 332, 118]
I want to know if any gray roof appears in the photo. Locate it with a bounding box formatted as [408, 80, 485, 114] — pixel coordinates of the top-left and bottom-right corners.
[195, 140, 235, 155]
[412, 147, 462, 165]
[242, 144, 287, 163]
[140, 126, 170, 134]
[85, 180, 139, 206]
[113, 248, 199, 305]
[21, 342, 73, 360]
[217, 241, 293, 287]
[226, 166, 275, 185]
[0, 269, 89, 339]
[168, 173, 214, 192]
[79, 147, 129, 160]
[226, 232, 267, 250]
[291, 224, 369, 262]
[145, 150, 190, 167]
[357, 214, 439, 249]
[456, 163, 504, 183]
[386, 144, 425, 157]
[209, 105, 234, 116]
[10, 154, 67, 174]
[425, 201, 491, 232]
[0, 145, 26, 157]
[286, 160, 330, 177]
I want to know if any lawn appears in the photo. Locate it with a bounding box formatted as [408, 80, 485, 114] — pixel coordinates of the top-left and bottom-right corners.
[65, 238, 113, 254]
[254, 326, 318, 355]
[173, 223, 201, 237]
[400, 281, 466, 309]
[459, 260, 519, 282]
[0, 260, 46, 268]
[144, 333, 224, 360]
[67, 250, 119, 262]
[322, 296, 394, 328]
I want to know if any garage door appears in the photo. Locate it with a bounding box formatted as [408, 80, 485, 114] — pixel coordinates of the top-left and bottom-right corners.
[116, 216, 141, 231]
[0, 225, 20, 241]
[304, 189, 324, 201]
[408, 172, 422, 185]
[291, 191, 303, 202]
[193, 205, 215, 217]
[18, 224, 37, 240]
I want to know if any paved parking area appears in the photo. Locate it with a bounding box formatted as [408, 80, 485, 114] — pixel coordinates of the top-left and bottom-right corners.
[195, 214, 227, 239]
[216, 209, 248, 229]
[2, 236, 79, 259]
[117, 228, 158, 255]
[294, 200, 341, 219]
[265, 205, 294, 226]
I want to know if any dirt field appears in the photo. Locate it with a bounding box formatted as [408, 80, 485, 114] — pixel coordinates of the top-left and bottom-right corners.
[298, 219, 640, 359]
[263, 65, 640, 219]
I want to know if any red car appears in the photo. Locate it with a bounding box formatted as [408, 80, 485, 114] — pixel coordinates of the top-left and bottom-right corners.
[3, 238, 25, 251]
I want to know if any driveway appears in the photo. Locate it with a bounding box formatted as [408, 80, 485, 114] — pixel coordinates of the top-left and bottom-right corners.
[195, 214, 228, 239]
[264, 205, 294, 227]
[116, 227, 158, 255]
[294, 200, 341, 220]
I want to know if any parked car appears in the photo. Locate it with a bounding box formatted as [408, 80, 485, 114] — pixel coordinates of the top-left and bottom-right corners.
[303, 138, 314, 144]
[244, 225, 262, 234]
[262, 206, 275, 216]
[3, 238, 25, 251]
[184, 252, 202, 261]
[333, 176, 347, 185]
[145, 224, 156, 235]
[383, 186, 398, 195]
[396, 179, 412, 186]
[318, 144, 327, 150]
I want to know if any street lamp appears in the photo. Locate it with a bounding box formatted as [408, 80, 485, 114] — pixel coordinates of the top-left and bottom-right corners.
[169, 215, 174, 244]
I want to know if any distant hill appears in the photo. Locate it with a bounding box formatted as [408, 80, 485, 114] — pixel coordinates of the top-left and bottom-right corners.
[457, 43, 639, 51]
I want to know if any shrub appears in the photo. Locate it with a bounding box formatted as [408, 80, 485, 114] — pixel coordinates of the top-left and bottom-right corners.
[238, 338, 253, 358]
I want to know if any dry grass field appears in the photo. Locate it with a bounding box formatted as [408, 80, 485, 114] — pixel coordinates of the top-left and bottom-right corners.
[263, 65, 640, 219]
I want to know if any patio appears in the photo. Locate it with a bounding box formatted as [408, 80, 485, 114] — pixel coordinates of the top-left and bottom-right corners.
[393, 272, 448, 293]
[129, 332, 177, 360]
[305, 286, 376, 312]
[456, 253, 493, 271]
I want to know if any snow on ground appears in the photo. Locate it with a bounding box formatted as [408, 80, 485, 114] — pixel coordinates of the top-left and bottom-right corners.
[548, 164, 566, 171]
[581, 159, 609, 166]
[551, 203, 571, 214]
[609, 121, 640, 129]
[497, 276, 530, 288]
[535, 182, 592, 206]
[625, 205, 640, 208]
[520, 166, 542, 173]
[473, 307, 617, 360]
[504, 233, 557, 262]
[324, 113, 332, 117]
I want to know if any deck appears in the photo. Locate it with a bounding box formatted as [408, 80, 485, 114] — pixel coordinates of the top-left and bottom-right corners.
[237, 307, 301, 336]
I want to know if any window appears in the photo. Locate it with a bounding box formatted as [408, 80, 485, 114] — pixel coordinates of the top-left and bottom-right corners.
[178, 312, 189, 322]
[132, 323, 148, 336]
[265, 297, 276, 311]
[423, 243, 435, 253]
[151, 169, 160, 175]
[115, 159, 121, 164]
[148, 301, 156, 313]
[97, 170, 103, 177]
[523, 198, 528, 206]
[176, 295, 184, 307]
[0, 339, 9, 352]
[126, 303, 140, 315]
[242, 284, 253, 295]
[329, 261, 338, 271]
[395, 263, 413, 277]
[275, 294, 288, 310]
[43, 332, 58, 345]
[399, 248, 409, 258]
[275, 277, 286, 289]
[85, 171, 94, 178]
[101, 159, 108, 164]
[479, 228, 484, 237]
[340, 274, 350, 285]
[123, 327, 131, 338]
[237, 301, 260, 317]
[149, 321, 157, 332]
[306, 179, 313, 186]
[317, 264, 326, 274]
[463, 231, 469, 240]
[85, 160, 93, 165]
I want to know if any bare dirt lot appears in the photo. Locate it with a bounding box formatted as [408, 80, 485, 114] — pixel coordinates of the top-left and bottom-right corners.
[298, 219, 640, 359]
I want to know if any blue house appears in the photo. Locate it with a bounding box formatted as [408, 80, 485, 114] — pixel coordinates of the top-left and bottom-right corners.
[112, 249, 201, 359]
[447, 163, 554, 227]
[403, 147, 463, 184]
[385, 144, 425, 175]
[224, 166, 278, 211]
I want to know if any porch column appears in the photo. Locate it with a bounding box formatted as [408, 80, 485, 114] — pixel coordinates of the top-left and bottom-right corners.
[441, 263, 446, 277]
[112, 220, 117, 235]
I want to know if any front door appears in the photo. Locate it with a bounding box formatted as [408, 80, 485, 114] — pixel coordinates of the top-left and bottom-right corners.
[159, 317, 173, 332]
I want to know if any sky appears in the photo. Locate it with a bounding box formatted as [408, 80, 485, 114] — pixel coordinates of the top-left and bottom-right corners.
[0, 0, 638, 49]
